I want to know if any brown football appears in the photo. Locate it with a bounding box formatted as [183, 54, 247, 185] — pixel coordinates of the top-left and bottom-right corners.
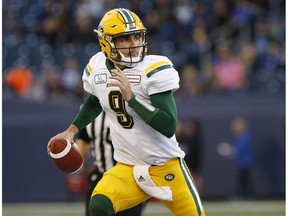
[49, 138, 84, 174]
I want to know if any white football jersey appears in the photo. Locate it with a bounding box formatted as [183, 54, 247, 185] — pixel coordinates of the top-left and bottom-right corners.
[82, 52, 185, 166]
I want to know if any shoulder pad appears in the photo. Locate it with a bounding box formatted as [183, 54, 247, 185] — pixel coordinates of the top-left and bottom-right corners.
[84, 63, 93, 77]
[84, 52, 106, 77]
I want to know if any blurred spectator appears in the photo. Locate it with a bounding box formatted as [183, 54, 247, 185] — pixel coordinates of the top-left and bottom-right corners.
[35, 0, 72, 46]
[239, 42, 259, 90]
[239, 42, 258, 73]
[230, 117, 254, 199]
[208, 42, 248, 94]
[154, 0, 180, 52]
[180, 17, 210, 68]
[252, 18, 270, 56]
[231, 0, 260, 28]
[256, 40, 284, 79]
[69, 14, 95, 45]
[42, 65, 65, 100]
[75, 0, 106, 20]
[174, 0, 193, 26]
[212, 0, 231, 25]
[218, 117, 254, 199]
[4, 67, 33, 96]
[61, 56, 82, 98]
[177, 64, 205, 97]
[67, 0, 99, 46]
[23, 77, 45, 101]
[144, 10, 162, 54]
[209, 0, 233, 33]
[176, 119, 204, 193]
[3, 5, 22, 33]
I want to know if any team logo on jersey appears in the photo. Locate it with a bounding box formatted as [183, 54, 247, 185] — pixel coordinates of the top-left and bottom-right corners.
[94, 74, 107, 84]
[164, 173, 175, 181]
[126, 74, 141, 83]
[106, 83, 118, 87]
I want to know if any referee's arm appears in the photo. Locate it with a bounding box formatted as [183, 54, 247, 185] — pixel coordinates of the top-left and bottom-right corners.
[76, 127, 91, 158]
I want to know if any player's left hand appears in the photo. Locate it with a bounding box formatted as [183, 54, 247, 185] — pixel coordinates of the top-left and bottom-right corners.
[110, 66, 133, 102]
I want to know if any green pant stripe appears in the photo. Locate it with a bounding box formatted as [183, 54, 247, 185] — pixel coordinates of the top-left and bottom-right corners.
[179, 159, 203, 216]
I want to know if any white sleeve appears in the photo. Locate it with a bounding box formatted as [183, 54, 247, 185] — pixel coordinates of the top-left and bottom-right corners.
[82, 63, 93, 94]
[145, 69, 179, 95]
[82, 54, 101, 95]
[142, 57, 180, 95]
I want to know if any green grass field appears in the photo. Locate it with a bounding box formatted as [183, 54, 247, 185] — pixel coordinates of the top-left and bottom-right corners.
[3, 200, 285, 216]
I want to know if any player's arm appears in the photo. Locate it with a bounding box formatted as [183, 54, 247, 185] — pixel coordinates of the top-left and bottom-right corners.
[48, 95, 102, 144]
[109, 66, 177, 138]
[72, 94, 103, 131]
[128, 91, 177, 138]
[48, 95, 101, 155]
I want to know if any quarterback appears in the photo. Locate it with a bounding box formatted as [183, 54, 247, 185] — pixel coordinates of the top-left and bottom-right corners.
[48, 8, 205, 216]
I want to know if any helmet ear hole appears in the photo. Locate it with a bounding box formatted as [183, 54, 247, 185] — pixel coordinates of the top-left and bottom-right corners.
[101, 43, 106, 47]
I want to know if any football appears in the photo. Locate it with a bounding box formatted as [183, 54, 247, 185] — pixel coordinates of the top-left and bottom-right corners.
[49, 138, 84, 174]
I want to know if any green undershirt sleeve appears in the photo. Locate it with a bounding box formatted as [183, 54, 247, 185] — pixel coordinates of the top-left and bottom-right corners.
[128, 91, 177, 138]
[72, 95, 103, 131]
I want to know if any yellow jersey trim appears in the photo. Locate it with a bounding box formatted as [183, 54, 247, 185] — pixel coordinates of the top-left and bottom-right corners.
[85, 64, 93, 77]
[145, 61, 171, 75]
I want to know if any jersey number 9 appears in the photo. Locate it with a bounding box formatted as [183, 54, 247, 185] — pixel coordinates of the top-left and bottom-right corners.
[109, 90, 134, 129]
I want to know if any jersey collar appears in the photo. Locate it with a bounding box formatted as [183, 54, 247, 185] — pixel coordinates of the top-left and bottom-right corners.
[105, 59, 131, 73]
[105, 59, 115, 74]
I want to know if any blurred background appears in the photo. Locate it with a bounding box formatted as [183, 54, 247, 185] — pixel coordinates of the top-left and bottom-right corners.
[3, 0, 285, 213]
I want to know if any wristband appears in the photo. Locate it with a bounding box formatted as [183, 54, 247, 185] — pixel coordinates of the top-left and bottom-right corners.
[128, 93, 159, 123]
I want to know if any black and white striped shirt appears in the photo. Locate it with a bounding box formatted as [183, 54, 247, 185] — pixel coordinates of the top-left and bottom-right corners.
[77, 112, 115, 173]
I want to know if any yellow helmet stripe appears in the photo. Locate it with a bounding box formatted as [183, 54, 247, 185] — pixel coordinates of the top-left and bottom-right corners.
[145, 61, 173, 77]
[116, 8, 135, 28]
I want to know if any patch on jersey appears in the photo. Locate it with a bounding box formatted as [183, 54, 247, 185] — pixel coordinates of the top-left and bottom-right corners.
[85, 64, 93, 77]
[126, 74, 141, 83]
[94, 74, 107, 84]
[145, 61, 173, 78]
[164, 173, 175, 181]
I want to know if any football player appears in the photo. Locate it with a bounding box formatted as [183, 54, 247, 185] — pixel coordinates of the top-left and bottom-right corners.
[48, 8, 205, 216]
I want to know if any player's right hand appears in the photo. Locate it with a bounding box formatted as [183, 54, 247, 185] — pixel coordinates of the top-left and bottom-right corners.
[47, 125, 79, 155]
[110, 66, 133, 102]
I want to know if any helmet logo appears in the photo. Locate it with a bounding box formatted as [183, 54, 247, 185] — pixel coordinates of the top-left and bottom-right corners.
[97, 26, 104, 38]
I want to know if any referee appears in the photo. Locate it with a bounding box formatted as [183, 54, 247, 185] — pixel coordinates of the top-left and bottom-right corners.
[76, 112, 146, 216]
